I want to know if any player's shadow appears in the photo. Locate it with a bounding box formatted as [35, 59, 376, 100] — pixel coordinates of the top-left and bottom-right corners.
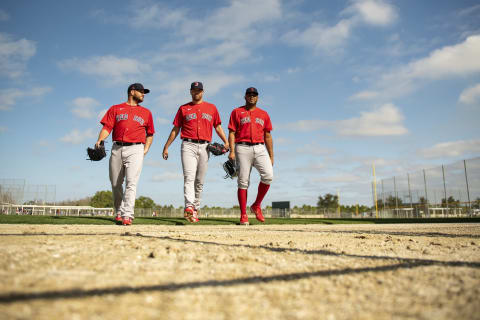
[1, 232, 479, 304]
[268, 228, 480, 239]
[140, 217, 187, 225]
[0, 259, 471, 304]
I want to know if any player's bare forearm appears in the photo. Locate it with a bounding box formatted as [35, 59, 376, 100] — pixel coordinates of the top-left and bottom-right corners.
[215, 125, 229, 149]
[144, 135, 153, 156]
[265, 132, 274, 165]
[96, 128, 110, 148]
[162, 126, 180, 160]
[228, 130, 236, 161]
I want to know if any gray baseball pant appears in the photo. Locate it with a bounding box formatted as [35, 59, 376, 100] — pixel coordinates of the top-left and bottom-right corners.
[181, 141, 210, 209]
[236, 144, 273, 189]
[109, 143, 144, 219]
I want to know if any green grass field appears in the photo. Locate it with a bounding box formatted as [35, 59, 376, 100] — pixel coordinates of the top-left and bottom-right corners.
[1, 215, 479, 225]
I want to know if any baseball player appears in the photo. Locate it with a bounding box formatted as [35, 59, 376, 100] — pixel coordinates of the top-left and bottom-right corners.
[162, 82, 229, 222]
[228, 87, 273, 225]
[95, 83, 155, 226]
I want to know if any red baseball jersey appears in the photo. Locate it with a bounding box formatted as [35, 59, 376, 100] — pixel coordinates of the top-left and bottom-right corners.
[228, 106, 272, 143]
[173, 101, 221, 142]
[101, 103, 155, 143]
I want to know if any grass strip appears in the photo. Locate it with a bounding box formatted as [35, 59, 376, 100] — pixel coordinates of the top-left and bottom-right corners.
[0, 215, 479, 225]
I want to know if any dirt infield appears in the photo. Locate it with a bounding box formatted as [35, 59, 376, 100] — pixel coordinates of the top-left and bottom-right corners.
[0, 223, 479, 320]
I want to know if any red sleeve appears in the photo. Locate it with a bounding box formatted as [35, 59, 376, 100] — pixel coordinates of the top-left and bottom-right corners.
[228, 109, 237, 132]
[173, 107, 183, 128]
[264, 112, 273, 132]
[146, 110, 155, 135]
[100, 106, 116, 133]
[213, 107, 221, 127]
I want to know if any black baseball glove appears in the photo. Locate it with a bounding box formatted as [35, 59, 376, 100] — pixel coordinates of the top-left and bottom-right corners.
[223, 159, 237, 179]
[207, 142, 228, 156]
[86, 141, 106, 161]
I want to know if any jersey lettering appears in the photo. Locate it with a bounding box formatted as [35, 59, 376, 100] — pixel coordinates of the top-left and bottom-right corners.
[255, 118, 264, 126]
[240, 116, 251, 125]
[186, 113, 197, 121]
[116, 113, 128, 121]
[201, 113, 212, 121]
[133, 115, 145, 126]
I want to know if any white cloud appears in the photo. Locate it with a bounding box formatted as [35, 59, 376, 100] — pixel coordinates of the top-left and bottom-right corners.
[459, 83, 480, 105]
[153, 73, 244, 112]
[129, 3, 186, 29]
[0, 9, 9, 21]
[155, 41, 252, 66]
[419, 139, 480, 159]
[336, 103, 407, 136]
[283, 0, 396, 53]
[287, 67, 301, 74]
[180, 0, 281, 43]
[357, 35, 480, 100]
[0, 33, 36, 79]
[128, 0, 281, 66]
[404, 35, 480, 80]
[349, 90, 379, 100]
[280, 103, 407, 136]
[283, 19, 353, 53]
[457, 4, 480, 17]
[346, 0, 398, 26]
[71, 97, 101, 119]
[60, 128, 96, 144]
[0, 87, 52, 111]
[59, 55, 151, 84]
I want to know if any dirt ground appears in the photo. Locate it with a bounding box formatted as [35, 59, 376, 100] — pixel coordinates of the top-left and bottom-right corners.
[0, 223, 479, 320]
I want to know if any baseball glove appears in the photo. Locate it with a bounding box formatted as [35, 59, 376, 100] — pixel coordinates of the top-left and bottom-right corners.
[207, 142, 228, 156]
[223, 159, 237, 179]
[86, 141, 106, 161]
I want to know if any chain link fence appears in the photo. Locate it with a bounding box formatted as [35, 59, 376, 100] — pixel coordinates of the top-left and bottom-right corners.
[376, 157, 480, 217]
[0, 179, 56, 205]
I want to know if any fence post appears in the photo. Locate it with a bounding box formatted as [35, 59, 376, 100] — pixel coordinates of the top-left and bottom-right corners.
[393, 176, 398, 209]
[423, 169, 429, 216]
[407, 173, 412, 208]
[464, 160, 471, 211]
[381, 180, 385, 211]
[442, 165, 448, 209]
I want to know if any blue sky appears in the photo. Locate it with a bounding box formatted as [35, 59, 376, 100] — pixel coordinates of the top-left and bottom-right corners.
[1, 0, 479, 207]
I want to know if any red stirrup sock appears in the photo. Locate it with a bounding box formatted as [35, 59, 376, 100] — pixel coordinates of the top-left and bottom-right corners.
[237, 188, 248, 215]
[253, 182, 270, 207]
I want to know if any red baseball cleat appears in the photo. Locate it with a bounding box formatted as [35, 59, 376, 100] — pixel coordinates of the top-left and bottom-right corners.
[122, 217, 132, 226]
[184, 206, 195, 223]
[250, 205, 265, 223]
[115, 214, 122, 224]
[240, 213, 249, 225]
[192, 209, 199, 223]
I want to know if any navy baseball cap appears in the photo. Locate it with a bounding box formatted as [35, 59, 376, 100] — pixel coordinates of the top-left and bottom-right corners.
[245, 87, 258, 95]
[128, 83, 150, 94]
[191, 82, 203, 90]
